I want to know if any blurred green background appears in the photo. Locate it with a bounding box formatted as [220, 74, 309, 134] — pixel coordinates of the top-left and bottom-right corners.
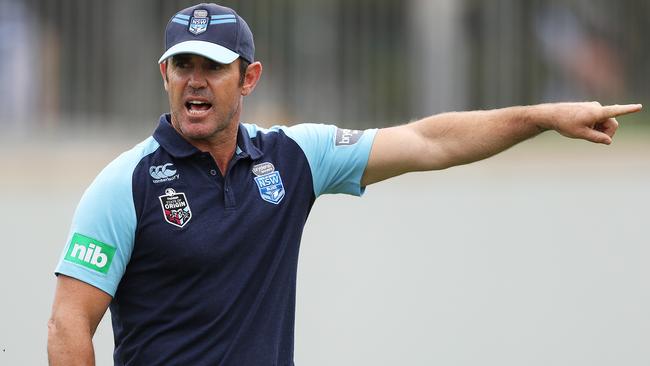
[1, 0, 649, 135]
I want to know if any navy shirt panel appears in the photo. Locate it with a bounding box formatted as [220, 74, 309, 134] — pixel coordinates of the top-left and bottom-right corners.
[111, 116, 314, 365]
[55, 114, 376, 366]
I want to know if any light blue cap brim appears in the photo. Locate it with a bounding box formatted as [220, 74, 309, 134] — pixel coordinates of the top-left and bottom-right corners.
[158, 40, 240, 64]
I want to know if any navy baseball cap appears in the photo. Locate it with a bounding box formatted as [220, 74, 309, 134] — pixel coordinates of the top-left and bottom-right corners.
[158, 3, 254, 65]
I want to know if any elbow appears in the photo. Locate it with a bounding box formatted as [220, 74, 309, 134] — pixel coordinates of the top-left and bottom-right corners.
[47, 314, 73, 348]
[47, 316, 60, 360]
[418, 142, 457, 171]
[47, 316, 62, 347]
[47, 316, 57, 338]
[47, 315, 91, 365]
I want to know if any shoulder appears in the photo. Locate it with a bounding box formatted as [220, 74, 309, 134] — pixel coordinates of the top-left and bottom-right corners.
[242, 122, 338, 148]
[242, 123, 377, 197]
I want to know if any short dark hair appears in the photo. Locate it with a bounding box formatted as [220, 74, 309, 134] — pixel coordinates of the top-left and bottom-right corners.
[164, 56, 251, 87]
[238, 58, 250, 86]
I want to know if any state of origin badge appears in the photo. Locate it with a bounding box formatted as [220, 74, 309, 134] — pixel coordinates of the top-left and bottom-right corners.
[159, 188, 192, 228]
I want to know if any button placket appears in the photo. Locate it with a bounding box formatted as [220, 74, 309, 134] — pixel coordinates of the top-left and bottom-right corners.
[224, 179, 236, 209]
[222, 156, 247, 210]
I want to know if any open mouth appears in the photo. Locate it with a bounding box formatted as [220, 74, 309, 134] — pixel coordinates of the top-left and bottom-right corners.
[185, 100, 213, 115]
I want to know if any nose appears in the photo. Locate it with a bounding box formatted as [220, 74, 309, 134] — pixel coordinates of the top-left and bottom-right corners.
[188, 68, 207, 89]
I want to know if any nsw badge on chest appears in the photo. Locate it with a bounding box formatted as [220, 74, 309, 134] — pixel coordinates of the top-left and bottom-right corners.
[159, 188, 192, 228]
[252, 162, 285, 205]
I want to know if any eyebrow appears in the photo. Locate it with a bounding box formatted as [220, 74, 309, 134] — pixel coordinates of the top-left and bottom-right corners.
[205, 59, 224, 68]
[171, 55, 191, 64]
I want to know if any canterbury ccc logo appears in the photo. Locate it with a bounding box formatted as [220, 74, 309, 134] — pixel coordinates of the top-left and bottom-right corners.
[149, 163, 177, 179]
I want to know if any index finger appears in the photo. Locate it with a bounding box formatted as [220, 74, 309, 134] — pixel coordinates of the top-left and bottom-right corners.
[602, 103, 643, 117]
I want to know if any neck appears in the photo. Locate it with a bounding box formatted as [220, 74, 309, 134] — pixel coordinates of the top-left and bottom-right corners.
[189, 123, 239, 175]
[170, 99, 244, 175]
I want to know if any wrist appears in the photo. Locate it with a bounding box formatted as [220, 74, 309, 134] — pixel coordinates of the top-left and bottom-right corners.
[524, 103, 555, 133]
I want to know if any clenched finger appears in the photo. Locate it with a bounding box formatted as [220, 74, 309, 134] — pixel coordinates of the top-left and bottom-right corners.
[582, 127, 613, 145]
[595, 118, 619, 137]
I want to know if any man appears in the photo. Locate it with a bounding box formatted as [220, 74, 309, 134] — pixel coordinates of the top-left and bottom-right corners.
[47, 3, 641, 366]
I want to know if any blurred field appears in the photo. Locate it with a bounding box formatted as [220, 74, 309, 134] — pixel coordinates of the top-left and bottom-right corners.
[0, 126, 648, 365]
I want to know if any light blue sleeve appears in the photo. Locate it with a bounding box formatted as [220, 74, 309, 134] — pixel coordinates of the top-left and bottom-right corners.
[283, 123, 377, 197]
[54, 137, 159, 297]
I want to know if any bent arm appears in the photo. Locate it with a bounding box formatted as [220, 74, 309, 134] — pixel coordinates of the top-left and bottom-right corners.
[48, 274, 112, 366]
[362, 102, 642, 185]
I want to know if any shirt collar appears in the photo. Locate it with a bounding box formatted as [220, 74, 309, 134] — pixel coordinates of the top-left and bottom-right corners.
[235, 123, 263, 160]
[153, 114, 263, 160]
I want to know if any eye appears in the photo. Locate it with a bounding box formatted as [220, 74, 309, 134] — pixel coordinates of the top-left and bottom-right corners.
[207, 61, 225, 70]
[171, 56, 192, 69]
[175, 61, 190, 69]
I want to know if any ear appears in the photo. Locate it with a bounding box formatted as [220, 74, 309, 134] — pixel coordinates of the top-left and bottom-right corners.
[159, 61, 169, 92]
[241, 61, 263, 96]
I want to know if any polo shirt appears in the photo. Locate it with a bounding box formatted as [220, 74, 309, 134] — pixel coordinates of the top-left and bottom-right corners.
[55, 114, 377, 366]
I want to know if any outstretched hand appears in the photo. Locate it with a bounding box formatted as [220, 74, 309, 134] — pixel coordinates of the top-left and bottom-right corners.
[541, 102, 643, 145]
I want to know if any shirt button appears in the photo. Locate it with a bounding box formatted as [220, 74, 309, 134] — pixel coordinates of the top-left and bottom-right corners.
[210, 169, 217, 176]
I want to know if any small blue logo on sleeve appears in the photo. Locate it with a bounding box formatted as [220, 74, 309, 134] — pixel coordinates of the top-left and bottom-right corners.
[254, 171, 286, 204]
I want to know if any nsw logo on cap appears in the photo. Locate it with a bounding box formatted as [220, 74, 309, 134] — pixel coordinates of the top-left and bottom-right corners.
[189, 9, 209, 35]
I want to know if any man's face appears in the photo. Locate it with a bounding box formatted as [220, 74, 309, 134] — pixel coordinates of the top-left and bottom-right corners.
[161, 54, 243, 142]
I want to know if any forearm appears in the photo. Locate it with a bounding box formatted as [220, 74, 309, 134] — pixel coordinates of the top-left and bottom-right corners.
[412, 105, 547, 170]
[48, 317, 96, 366]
